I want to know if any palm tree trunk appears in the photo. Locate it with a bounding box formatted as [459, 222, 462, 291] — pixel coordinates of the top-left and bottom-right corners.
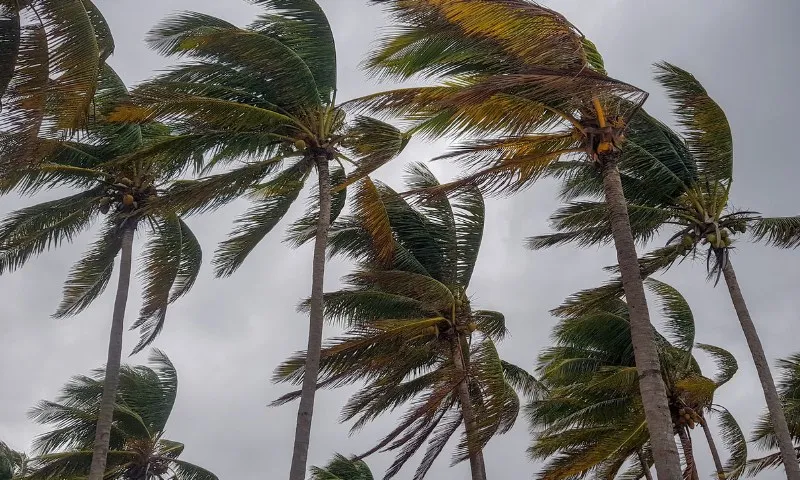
[677, 427, 699, 480]
[288, 155, 332, 480]
[87, 225, 135, 480]
[451, 336, 487, 480]
[637, 449, 653, 480]
[722, 260, 800, 479]
[600, 157, 682, 480]
[699, 415, 725, 479]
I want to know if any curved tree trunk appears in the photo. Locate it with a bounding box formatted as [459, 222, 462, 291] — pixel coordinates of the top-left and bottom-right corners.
[677, 427, 699, 480]
[699, 415, 725, 479]
[452, 336, 487, 480]
[87, 225, 135, 480]
[722, 260, 800, 479]
[288, 155, 332, 480]
[637, 449, 654, 480]
[600, 157, 682, 480]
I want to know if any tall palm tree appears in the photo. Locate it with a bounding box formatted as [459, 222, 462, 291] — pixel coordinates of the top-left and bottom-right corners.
[530, 62, 800, 479]
[0, 442, 26, 480]
[110, 3, 409, 478]
[357, 2, 684, 476]
[23, 349, 217, 480]
[748, 353, 800, 476]
[0, 67, 203, 480]
[530, 279, 747, 480]
[274, 164, 540, 480]
[311, 455, 374, 480]
[0, 0, 114, 172]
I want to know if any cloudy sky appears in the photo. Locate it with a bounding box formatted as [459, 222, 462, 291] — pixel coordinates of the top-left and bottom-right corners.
[2, 1, 799, 479]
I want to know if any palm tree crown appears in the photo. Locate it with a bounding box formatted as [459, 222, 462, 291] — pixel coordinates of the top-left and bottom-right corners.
[311, 455, 374, 480]
[530, 279, 747, 480]
[0, 65, 202, 353]
[24, 350, 217, 480]
[274, 164, 540, 480]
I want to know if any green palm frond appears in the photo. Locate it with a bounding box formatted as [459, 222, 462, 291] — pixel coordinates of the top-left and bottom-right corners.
[750, 216, 800, 249]
[53, 219, 125, 318]
[654, 62, 732, 183]
[710, 406, 747, 480]
[473, 310, 507, 341]
[526, 201, 673, 250]
[165, 458, 219, 480]
[25, 450, 135, 480]
[695, 343, 738, 387]
[340, 116, 410, 189]
[212, 160, 310, 277]
[0, 189, 101, 274]
[644, 278, 694, 352]
[310, 454, 374, 480]
[132, 215, 202, 354]
[249, 0, 336, 98]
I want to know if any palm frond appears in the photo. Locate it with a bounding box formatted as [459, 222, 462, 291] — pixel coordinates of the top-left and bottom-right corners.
[0, 189, 100, 274]
[166, 458, 219, 480]
[340, 116, 410, 189]
[472, 310, 507, 341]
[0, 9, 20, 103]
[249, 0, 337, 98]
[310, 454, 374, 480]
[750, 216, 800, 249]
[695, 343, 737, 387]
[654, 62, 732, 184]
[54, 219, 125, 318]
[711, 406, 748, 480]
[644, 278, 694, 352]
[132, 214, 202, 354]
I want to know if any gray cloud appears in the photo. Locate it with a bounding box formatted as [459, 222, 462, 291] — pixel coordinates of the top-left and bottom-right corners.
[1, 1, 798, 479]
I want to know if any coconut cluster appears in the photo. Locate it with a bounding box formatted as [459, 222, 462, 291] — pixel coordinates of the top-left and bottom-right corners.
[672, 220, 747, 254]
[421, 290, 478, 341]
[98, 176, 157, 215]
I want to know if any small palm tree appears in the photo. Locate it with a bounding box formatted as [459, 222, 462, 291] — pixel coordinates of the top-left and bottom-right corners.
[311, 455, 374, 480]
[110, 3, 409, 478]
[0, 0, 114, 171]
[274, 164, 540, 480]
[531, 62, 800, 478]
[358, 2, 685, 475]
[530, 279, 747, 480]
[0, 67, 202, 480]
[749, 353, 800, 476]
[23, 349, 217, 480]
[0, 442, 26, 480]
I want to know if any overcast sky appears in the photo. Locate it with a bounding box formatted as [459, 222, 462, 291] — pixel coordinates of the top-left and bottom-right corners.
[1, 1, 799, 479]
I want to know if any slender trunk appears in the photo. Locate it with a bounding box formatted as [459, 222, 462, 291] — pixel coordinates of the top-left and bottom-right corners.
[677, 427, 699, 480]
[722, 260, 800, 479]
[700, 415, 725, 479]
[87, 225, 135, 480]
[451, 336, 487, 480]
[600, 157, 682, 480]
[288, 155, 332, 480]
[637, 449, 654, 480]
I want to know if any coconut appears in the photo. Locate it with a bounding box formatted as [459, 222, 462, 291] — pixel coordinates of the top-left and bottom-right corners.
[706, 233, 717, 245]
[681, 235, 693, 248]
[99, 203, 111, 214]
[294, 139, 307, 151]
[122, 194, 135, 206]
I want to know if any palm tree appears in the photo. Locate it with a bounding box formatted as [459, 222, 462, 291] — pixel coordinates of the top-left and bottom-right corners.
[311, 455, 374, 480]
[23, 349, 217, 480]
[530, 62, 800, 479]
[748, 353, 800, 476]
[357, 2, 684, 475]
[109, 3, 409, 478]
[274, 164, 540, 480]
[0, 67, 203, 480]
[529, 279, 747, 480]
[0, 0, 114, 172]
[0, 442, 26, 480]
